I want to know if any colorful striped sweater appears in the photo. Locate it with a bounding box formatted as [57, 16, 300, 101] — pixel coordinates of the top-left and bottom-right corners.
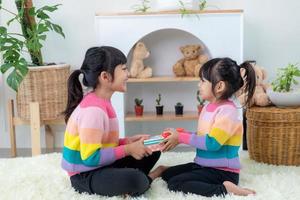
[61, 92, 127, 175]
[179, 100, 242, 173]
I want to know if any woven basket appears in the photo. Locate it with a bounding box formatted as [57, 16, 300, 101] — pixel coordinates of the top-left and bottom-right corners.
[246, 106, 300, 166]
[16, 64, 70, 120]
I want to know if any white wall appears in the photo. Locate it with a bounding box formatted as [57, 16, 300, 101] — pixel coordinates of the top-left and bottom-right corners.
[1, 0, 300, 148]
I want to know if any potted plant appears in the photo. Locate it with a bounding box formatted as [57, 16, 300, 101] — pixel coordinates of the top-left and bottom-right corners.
[0, 0, 70, 120]
[267, 63, 300, 107]
[134, 98, 144, 116]
[155, 93, 164, 115]
[196, 90, 205, 114]
[175, 102, 184, 115]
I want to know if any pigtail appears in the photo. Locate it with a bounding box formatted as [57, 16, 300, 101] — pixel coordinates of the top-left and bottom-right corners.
[240, 61, 256, 107]
[63, 70, 83, 123]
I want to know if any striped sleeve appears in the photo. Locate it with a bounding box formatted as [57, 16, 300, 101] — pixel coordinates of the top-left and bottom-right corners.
[179, 106, 241, 151]
[77, 107, 126, 167]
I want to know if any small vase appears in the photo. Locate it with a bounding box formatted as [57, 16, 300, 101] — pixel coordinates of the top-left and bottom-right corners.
[175, 105, 184, 115]
[156, 105, 164, 115]
[197, 105, 204, 115]
[135, 106, 144, 116]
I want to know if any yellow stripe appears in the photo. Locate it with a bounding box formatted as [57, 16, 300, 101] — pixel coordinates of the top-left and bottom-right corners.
[64, 131, 118, 152]
[209, 127, 231, 145]
[80, 143, 118, 160]
[224, 133, 242, 146]
[64, 131, 80, 151]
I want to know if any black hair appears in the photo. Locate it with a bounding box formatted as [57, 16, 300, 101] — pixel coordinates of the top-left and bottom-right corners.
[199, 57, 256, 107]
[63, 46, 127, 123]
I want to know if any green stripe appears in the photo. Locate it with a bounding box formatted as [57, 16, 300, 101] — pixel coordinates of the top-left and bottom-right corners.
[82, 149, 100, 167]
[63, 146, 101, 167]
[205, 135, 222, 151]
[196, 145, 240, 159]
[62, 146, 83, 164]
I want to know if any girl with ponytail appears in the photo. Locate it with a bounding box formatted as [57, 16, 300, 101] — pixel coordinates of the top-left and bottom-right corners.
[62, 46, 161, 197]
[157, 58, 256, 197]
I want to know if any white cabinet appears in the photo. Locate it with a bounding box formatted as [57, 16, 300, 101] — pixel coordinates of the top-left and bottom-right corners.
[95, 10, 243, 137]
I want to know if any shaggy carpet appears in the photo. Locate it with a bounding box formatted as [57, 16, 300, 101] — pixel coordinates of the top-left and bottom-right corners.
[0, 151, 299, 200]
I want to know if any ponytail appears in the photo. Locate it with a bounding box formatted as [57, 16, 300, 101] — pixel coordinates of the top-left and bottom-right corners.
[240, 61, 256, 107]
[63, 70, 83, 123]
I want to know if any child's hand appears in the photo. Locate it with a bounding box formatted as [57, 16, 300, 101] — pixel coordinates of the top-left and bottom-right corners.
[126, 134, 150, 144]
[125, 138, 152, 160]
[161, 128, 179, 152]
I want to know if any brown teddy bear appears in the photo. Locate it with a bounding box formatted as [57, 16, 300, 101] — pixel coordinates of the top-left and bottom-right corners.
[173, 44, 209, 77]
[237, 64, 271, 107]
[129, 42, 152, 78]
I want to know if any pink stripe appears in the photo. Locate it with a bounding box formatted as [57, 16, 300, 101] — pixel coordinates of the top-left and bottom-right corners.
[214, 167, 240, 174]
[119, 138, 127, 145]
[106, 103, 117, 118]
[206, 100, 235, 112]
[77, 107, 106, 129]
[114, 145, 126, 159]
[179, 132, 191, 144]
[109, 118, 119, 132]
[68, 172, 79, 176]
[80, 92, 109, 109]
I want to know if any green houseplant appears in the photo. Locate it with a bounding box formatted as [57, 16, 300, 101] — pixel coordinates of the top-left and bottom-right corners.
[134, 98, 144, 116]
[267, 63, 300, 107]
[175, 102, 184, 115]
[196, 90, 205, 114]
[155, 93, 164, 115]
[0, 0, 70, 120]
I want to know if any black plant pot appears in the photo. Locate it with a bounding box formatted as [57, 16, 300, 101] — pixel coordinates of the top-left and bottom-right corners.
[175, 105, 183, 115]
[156, 105, 164, 115]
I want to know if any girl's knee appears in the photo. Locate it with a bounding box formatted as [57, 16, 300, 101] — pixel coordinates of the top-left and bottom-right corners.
[167, 178, 182, 192]
[128, 170, 150, 196]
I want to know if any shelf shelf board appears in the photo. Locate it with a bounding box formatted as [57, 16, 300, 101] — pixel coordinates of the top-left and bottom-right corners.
[96, 9, 243, 16]
[128, 76, 199, 83]
[125, 111, 198, 122]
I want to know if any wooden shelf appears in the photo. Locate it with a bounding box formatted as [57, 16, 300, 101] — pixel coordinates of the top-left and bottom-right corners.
[128, 76, 199, 83]
[125, 111, 198, 122]
[96, 9, 243, 16]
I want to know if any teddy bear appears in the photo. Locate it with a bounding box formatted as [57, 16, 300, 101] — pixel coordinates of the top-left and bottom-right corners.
[173, 44, 209, 77]
[129, 42, 152, 78]
[237, 64, 271, 107]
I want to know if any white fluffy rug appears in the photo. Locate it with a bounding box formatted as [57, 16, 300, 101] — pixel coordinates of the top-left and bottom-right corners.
[0, 151, 299, 200]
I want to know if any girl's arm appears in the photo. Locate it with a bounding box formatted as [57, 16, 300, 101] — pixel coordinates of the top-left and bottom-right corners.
[179, 106, 242, 151]
[75, 108, 126, 168]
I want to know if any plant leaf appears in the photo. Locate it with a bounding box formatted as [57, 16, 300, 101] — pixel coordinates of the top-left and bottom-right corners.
[52, 24, 65, 38]
[0, 63, 12, 73]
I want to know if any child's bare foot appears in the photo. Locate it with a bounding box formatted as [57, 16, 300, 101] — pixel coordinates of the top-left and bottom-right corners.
[223, 181, 256, 196]
[148, 165, 169, 180]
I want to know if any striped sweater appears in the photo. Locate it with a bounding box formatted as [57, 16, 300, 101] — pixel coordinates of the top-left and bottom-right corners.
[179, 100, 242, 173]
[61, 92, 127, 175]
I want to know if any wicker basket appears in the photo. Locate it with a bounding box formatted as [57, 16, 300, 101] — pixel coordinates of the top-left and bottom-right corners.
[246, 106, 300, 166]
[16, 64, 70, 120]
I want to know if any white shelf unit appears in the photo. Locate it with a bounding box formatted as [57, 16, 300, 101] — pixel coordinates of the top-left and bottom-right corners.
[95, 10, 243, 137]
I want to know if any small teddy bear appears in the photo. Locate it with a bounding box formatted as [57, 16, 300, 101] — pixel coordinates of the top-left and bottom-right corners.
[173, 44, 209, 77]
[237, 64, 271, 107]
[130, 42, 152, 78]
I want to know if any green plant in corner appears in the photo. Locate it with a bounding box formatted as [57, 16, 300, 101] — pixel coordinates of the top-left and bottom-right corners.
[179, 0, 207, 18]
[197, 90, 205, 105]
[132, 0, 151, 13]
[271, 63, 300, 92]
[175, 102, 183, 106]
[135, 98, 143, 106]
[0, 0, 65, 91]
[156, 93, 161, 106]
